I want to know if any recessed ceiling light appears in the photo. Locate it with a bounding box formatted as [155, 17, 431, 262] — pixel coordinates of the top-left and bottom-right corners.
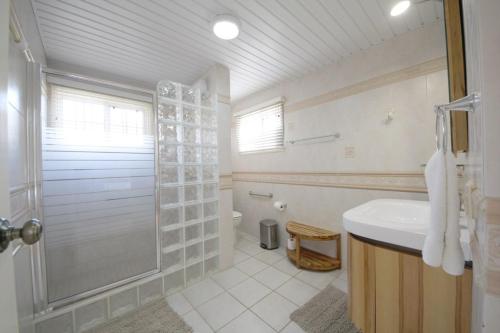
[390, 1, 411, 16]
[212, 15, 240, 40]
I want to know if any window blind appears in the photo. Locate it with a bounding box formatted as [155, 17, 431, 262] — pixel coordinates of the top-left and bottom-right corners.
[42, 85, 157, 303]
[235, 102, 284, 153]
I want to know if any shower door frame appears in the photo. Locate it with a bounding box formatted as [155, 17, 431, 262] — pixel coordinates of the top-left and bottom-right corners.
[31, 67, 162, 313]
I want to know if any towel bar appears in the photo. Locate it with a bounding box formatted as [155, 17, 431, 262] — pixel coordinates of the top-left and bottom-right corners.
[288, 133, 340, 145]
[249, 191, 273, 198]
[434, 92, 479, 153]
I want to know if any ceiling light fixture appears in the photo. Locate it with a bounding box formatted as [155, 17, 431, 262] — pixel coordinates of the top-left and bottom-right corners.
[390, 1, 411, 16]
[212, 14, 240, 40]
[390, 0, 442, 17]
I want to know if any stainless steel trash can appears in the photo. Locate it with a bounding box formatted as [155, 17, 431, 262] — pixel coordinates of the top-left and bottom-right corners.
[260, 219, 278, 249]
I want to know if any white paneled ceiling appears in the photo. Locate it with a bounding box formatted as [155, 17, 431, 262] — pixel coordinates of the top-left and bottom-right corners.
[32, 0, 444, 101]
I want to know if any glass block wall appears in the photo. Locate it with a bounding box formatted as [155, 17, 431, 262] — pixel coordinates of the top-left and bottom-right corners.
[157, 80, 219, 292]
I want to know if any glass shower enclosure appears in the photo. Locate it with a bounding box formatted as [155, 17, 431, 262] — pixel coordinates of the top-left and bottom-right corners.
[35, 77, 219, 311]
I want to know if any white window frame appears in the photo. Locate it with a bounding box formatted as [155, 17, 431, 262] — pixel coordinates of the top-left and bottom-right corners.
[234, 97, 285, 154]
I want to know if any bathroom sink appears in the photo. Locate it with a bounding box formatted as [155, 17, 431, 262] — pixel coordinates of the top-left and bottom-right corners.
[343, 199, 471, 261]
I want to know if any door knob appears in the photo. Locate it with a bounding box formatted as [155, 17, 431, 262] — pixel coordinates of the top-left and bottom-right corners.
[0, 218, 42, 253]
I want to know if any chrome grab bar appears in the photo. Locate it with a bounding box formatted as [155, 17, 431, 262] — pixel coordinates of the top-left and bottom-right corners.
[249, 191, 273, 198]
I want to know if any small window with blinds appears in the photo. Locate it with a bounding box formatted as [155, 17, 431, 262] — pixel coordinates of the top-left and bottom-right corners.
[235, 101, 284, 153]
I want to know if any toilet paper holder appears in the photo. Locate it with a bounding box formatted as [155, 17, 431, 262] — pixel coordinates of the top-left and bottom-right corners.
[274, 201, 287, 211]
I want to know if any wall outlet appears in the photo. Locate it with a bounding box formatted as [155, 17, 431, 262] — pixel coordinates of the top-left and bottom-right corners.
[344, 146, 355, 158]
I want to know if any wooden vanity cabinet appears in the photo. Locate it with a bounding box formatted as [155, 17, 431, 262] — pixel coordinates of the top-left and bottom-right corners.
[348, 234, 472, 333]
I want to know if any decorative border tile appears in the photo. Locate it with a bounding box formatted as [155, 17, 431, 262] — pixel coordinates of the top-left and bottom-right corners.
[232, 171, 427, 193]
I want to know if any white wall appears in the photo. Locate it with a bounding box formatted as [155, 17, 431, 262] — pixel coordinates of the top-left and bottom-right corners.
[231, 21, 448, 264]
[461, 0, 500, 332]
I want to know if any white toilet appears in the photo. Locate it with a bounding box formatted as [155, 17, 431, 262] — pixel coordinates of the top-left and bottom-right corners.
[232, 210, 242, 242]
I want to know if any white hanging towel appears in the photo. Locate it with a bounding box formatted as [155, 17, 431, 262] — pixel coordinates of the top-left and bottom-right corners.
[441, 152, 464, 275]
[422, 150, 446, 267]
[422, 150, 464, 275]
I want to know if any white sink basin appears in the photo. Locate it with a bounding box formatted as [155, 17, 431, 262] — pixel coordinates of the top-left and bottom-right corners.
[343, 199, 471, 261]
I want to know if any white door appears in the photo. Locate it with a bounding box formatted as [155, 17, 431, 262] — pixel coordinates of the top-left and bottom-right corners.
[0, 1, 20, 333]
[1, 1, 43, 332]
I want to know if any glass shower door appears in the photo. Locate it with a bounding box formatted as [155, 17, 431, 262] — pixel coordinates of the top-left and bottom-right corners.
[41, 85, 158, 304]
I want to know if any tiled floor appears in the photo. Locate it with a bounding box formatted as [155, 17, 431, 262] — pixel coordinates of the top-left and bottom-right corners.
[167, 233, 348, 332]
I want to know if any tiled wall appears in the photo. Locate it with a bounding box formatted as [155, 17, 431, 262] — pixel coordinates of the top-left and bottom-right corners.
[231, 22, 448, 263]
[232, 68, 448, 173]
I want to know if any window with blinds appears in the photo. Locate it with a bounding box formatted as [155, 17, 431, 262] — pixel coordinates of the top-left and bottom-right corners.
[235, 101, 284, 153]
[42, 85, 157, 303]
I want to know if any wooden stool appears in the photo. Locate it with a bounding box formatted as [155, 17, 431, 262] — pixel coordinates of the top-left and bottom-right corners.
[286, 221, 341, 271]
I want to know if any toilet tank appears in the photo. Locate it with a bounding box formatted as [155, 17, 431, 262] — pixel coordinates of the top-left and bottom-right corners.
[233, 211, 242, 223]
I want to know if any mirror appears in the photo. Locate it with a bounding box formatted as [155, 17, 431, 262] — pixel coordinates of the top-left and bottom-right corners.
[444, 0, 469, 153]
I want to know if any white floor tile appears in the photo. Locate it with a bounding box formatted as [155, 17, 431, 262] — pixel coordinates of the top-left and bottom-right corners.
[182, 279, 224, 307]
[295, 269, 341, 289]
[169, 239, 344, 332]
[234, 238, 250, 249]
[276, 246, 287, 256]
[233, 249, 250, 265]
[229, 278, 271, 308]
[331, 277, 348, 293]
[236, 257, 269, 276]
[276, 278, 319, 306]
[281, 321, 306, 333]
[234, 238, 253, 247]
[197, 292, 246, 331]
[166, 293, 193, 315]
[251, 292, 297, 331]
[236, 239, 265, 256]
[182, 310, 213, 333]
[218, 310, 275, 333]
[253, 267, 291, 290]
[238, 230, 259, 242]
[254, 250, 284, 265]
[273, 258, 301, 276]
[212, 267, 249, 290]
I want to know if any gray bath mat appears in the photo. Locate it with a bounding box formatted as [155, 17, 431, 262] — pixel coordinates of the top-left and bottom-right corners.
[86, 298, 192, 333]
[290, 284, 360, 333]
